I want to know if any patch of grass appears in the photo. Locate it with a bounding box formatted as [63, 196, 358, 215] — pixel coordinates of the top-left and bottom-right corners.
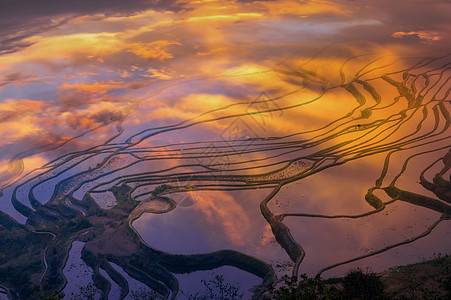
[262, 270, 384, 300]
[151, 184, 174, 197]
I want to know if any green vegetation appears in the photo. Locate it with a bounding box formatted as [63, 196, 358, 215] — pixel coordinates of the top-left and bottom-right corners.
[0, 265, 33, 298]
[260, 259, 451, 300]
[33, 283, 65, 300]
[45, 243, 67, 289]
[365, 192, 383, 209]
[151, 184, 174, 197]
[0, 212, 52, 298]
[112, 184, 136, 209]
[0, 228, 43, 264]
[150, 184, 196, 197]
[66, 218, 92, 233]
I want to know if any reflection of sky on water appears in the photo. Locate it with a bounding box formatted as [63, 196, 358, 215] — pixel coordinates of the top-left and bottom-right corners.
[285, 202, 446, 275]
[98, 269, 121, 299]
[108, 262, 156, 300]
[62, 241, 96, 299]
[134, 159, 450, 277]
[134, 189, 289, 261]
[1, 1, 450, 164]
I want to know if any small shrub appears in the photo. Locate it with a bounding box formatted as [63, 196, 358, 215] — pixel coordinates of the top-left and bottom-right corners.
[342, 269, 384, 300]
[262, 275, 346, 300]
[130, 287, 162, 300]
[187, 274, 242, 300]
[71, 283, 101, 300]
[151, 184, 174, 197]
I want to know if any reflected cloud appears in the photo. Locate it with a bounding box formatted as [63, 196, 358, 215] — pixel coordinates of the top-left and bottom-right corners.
[127, 40, 181, 60]
[392, 31, 443, 42]
[0, 0, 182, 54]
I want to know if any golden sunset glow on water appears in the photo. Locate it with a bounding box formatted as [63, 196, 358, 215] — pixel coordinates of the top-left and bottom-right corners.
[0, 0, 450, 299]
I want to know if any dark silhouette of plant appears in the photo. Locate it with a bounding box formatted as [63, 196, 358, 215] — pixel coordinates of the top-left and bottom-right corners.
[434, 253, 451, 299]
[151, 184, 174, 196]
[187, 274, 242, 300]
[32, 283, 65, 300]
[71, 283, 101, 300]
[342, 269, 384, 300]
[262, 275, 346, 300]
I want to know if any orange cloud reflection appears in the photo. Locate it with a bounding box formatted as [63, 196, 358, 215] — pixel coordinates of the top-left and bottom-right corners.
[127, 40, 181, 61]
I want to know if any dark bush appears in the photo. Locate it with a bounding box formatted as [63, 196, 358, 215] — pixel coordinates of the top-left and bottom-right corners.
[342, 269, 384, 300]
